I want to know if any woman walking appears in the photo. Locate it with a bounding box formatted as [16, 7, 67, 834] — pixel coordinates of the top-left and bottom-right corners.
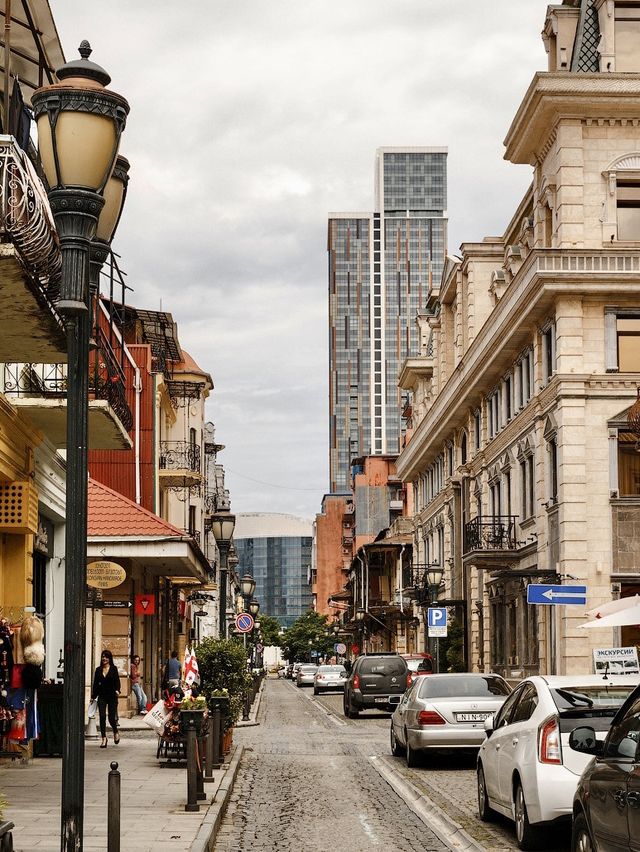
[92, 649, 121, 748]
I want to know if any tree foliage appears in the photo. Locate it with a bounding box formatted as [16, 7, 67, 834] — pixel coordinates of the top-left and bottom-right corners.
[257, 614, 281, 647]
[280, 610, 336, 662]
[196, 637, 252, 729]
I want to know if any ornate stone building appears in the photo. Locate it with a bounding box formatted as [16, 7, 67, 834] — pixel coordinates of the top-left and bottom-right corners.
[397, 0, 640, 676]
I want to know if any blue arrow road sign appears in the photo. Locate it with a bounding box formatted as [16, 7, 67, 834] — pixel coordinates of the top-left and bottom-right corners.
[427, 607, 447, 628]
[527, 584, 587, 606]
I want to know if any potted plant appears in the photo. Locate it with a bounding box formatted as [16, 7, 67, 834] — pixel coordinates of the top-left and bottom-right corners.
[179, 694, 207, 737]
[197, 638, 252, 741]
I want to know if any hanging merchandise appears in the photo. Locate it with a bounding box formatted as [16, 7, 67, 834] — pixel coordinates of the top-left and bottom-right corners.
[0, 619, 14, 694]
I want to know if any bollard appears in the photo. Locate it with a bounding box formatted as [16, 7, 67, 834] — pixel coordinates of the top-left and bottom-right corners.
[205, 712, 217, 779]
[210, 707, 222, 771]
[196, 736, 206, 801]
[242, 689, 250, 721]
[185, 719, 200, 812]
[107, 761, 121, 852]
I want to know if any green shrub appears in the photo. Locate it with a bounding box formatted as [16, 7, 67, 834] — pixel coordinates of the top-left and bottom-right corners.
[196, 638, 251, 730]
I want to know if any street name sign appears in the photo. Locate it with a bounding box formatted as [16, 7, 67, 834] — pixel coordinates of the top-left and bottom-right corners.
[95, 600, 131, 610]
[427, 607, 448, 638]
[235, 612, 254, 633]
[527, 584, 587, 606]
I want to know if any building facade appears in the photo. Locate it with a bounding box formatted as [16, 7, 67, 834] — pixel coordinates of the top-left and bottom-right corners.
[397, 0, 640, 676]
[234, 513, 313, 629]
[328, 147, 448, 491]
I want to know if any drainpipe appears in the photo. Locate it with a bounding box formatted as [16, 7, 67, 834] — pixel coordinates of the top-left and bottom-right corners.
[134, 366, 142, 504]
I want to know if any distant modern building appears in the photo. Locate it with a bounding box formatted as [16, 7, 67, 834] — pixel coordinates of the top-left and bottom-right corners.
[328, 147, 448, 491]
[234, 513, 313, 629]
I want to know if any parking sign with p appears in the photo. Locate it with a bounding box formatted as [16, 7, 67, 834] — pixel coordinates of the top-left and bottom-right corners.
[427, 607, 448, 638]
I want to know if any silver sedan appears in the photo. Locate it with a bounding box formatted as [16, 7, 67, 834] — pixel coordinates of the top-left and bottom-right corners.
[390, 672, 511, 767]
[313, 665, 347, 694]
[296, 664, 318, 687]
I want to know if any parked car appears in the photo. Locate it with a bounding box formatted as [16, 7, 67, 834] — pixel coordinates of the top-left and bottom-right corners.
[569, 681, 640, 852]
[296, 664, 318, 687]
[401, 653, 434, 679]
[291, 662, 303, 681]
[343, 653, 410, 717]
[313, 665, 347, 695]
[477, 674, 640, 850]
[391, 672, 510, 768]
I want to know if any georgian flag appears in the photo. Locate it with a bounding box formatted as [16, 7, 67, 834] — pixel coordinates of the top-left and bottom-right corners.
[184, 646, 200, 686]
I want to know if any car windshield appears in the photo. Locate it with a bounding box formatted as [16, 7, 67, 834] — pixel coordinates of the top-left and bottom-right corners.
[551, 685, 634, 710]
[419, 675, 510, 699]
[360, 658, 405, 675]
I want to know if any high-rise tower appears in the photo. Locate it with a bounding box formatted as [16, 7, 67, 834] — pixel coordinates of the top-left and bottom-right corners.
[328, 147, 447, 492]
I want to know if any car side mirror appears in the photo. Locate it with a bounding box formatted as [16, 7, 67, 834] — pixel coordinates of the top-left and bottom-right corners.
[484, 715, 495, 737]
[569, 726, 601, 756]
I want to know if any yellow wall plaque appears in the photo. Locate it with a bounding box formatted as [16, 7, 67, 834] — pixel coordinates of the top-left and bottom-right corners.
[86, 561, 126, 590]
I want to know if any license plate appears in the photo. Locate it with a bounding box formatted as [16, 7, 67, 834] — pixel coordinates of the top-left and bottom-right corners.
[456, 712, 491, 722]
[375, 697, 388, 704]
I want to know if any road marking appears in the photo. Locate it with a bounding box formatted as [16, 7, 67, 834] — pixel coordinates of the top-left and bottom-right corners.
[358, 813, 379, 845]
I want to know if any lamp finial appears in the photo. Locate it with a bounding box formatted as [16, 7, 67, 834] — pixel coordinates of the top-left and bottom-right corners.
[78, 40, 92, 61]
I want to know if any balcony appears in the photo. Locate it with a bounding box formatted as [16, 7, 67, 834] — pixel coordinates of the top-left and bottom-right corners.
[159, 441, 202, 488]
[402, 563, 443, 605]
[463, 515, 519, 567]
[0, 136, 65, 363]
[2, 328, 133, 449]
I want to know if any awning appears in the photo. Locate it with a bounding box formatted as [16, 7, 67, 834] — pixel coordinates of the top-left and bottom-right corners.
[0, 1, 65, 105]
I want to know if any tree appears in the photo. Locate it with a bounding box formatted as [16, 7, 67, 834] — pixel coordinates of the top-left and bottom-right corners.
[257, 614, 281, 647]
[280, 610, 334, 662]
[196, 637, 252, 729]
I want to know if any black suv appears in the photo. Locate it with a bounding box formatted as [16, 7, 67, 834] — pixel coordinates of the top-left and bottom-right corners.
[343, 654, 410, 717]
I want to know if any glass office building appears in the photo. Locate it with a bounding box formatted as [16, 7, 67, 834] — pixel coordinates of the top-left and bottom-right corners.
[328, 148, 448, 491]
[233, 513, 313, 629]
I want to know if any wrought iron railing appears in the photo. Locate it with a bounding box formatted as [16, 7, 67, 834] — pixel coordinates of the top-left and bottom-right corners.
[0, 136, 62, 298]
[187, 529, 201, 546]
[204, 489, 218, 514]
[463, 516, 518, 554]
[402, 563, 443, 602]
[2, 331, 133, 433]
[159, 441, 201, 473]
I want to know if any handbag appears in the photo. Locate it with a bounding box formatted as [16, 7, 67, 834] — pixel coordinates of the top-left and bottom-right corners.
[87, 698, 98, 719]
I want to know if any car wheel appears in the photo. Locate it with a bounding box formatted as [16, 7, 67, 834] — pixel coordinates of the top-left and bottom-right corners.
[572, 812, 592, 852]
[406, 735, 421, 768]
[514, 781, 541, 850]
[390, 723, 405, 757]
[477, 764, 495, 822]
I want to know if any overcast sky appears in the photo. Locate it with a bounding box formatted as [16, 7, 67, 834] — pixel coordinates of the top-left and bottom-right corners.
[53, 0, 551, 521]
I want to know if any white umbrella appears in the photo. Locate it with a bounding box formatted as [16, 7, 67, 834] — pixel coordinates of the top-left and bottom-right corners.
[585, 595, 640, 620]
[580, 603, 640, 629]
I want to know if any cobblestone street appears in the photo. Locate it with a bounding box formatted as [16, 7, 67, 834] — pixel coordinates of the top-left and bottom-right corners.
[214, 679, 571, 852]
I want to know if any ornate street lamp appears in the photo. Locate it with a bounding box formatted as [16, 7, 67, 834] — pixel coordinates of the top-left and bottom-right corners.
[355, 608, 365, 622]
[31, 42, 129, 852]
[210, 510, 236, 638]
[240, 574, 256, 600]
[248, 599, 260, 617]
[426, 565, 444, 604]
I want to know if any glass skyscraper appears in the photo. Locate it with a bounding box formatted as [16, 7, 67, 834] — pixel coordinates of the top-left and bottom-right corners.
[233, 513, 313, 629]
[328, 148, 448, 491]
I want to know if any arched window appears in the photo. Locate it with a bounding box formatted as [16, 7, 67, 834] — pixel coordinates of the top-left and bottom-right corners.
[460, 431, 468, 466]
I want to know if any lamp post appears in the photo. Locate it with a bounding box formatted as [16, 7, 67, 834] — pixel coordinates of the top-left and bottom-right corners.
[210, 510, 236, 638]
[426, 565, 444, 671]
[355, 607, 366, 655]
[32, 42, 129, 852]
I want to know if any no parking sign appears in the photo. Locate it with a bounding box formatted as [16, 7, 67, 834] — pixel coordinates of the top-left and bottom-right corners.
[235, 612, 254, 633]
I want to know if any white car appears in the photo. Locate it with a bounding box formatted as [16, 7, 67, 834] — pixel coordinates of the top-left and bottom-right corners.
[313, 664, 347, 694]
[477, 674, 640, 850]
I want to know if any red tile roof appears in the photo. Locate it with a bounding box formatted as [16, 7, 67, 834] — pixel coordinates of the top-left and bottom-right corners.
[88, 479, 186, 538]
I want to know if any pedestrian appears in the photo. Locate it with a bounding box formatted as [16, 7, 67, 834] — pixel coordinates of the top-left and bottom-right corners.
[163, 650, 181, 690]
[92, 649, 121, 748]
[130, 654, 148, 714]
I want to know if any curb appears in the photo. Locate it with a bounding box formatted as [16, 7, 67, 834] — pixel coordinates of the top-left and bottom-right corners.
[370, 755, 484, 852]
[236, 678, 265, 728]
[190, 744, 244, 852]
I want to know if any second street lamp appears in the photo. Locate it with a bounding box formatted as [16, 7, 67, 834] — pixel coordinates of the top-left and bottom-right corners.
[210, 510, 236, 638]
[32, 42, 129, 852]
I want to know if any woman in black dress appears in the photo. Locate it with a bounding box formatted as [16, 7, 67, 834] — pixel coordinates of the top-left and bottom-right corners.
[92, 649, 121, 747]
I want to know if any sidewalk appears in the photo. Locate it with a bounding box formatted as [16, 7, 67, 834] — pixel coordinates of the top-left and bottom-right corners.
[0, 683, 265, 852]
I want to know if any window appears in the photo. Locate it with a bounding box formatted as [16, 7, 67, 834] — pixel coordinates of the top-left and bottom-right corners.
[474, 411, 481, 451]
[461, 432, 468, 465]
[511, 684, 539, 724]
[520, 452, 535, 519]
[604, 696, 640, 760]
[447, 443, 454, 476]
[547, 438, 557, 503]
[617, 181, 640, 240]
[617, 316, 640, 371]
[488, 390, 501, 439]
[542, 324, 556, 384]
[615, 3, 640, 72]
[618, 431, 640, 496]
[490, 480, 501, 516]
[493, 685, 524, 729]
[188, 505, 196, 536]
[504, 375, 513, 422]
